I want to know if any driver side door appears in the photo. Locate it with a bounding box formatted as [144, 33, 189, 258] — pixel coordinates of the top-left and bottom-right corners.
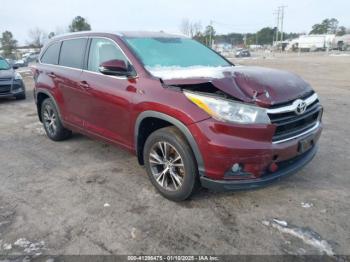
[80, 37, 137, 148]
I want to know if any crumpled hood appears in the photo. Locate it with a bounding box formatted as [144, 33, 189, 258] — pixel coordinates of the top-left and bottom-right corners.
[0, 69, 14, 79]
[159, 66, 313, 107]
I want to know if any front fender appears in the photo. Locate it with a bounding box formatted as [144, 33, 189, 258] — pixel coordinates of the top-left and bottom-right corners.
[134, 110, 205, 176]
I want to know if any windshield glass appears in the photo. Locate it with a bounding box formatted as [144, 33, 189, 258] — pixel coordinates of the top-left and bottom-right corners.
[0, 59, 11, 70]
[124, 37, 231, 69]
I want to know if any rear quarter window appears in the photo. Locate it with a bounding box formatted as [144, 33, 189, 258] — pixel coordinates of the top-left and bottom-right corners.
[41, 42, 61, 65]
[59, 38, 87, 69]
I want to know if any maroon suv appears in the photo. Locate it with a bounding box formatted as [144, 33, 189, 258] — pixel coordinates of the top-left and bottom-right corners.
[32, 31, 323, 201]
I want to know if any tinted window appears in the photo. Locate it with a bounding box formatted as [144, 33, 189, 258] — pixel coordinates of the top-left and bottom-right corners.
[41, 42, 61, 65]
[88, 38, 128, 72]
[59, 38, 87, 69]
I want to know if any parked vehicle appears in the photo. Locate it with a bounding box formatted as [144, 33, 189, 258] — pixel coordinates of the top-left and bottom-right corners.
[24, 52, 40, 64]
[0, 56, 26, 100]
[334, 34, 350, 51]
[286, 34, 335, 52]
[5, 58, 15, 67]
[235, 48, 251, 57]
[13, 59, 28, 68]
[32, 32, 323, 201]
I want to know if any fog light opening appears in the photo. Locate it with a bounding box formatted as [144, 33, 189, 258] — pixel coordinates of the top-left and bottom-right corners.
[231, 163, 242, 173]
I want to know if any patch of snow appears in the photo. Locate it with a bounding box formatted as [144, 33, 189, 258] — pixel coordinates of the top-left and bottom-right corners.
[14, 238, 31, 248]
[329, 53, 350, 57]
[14, 238, 45, 254]
[265, 219, 334, 256]
[261, 220, 270, 226]
[131, 227, 142, 240]
[3, 243, 12, 250]
[273, 219, 288, 227]
[146, 65, 236, 80]
[301, 202, 314, 208]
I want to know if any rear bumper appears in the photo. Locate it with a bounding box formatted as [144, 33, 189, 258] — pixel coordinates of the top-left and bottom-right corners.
[200, 145, 318, 191]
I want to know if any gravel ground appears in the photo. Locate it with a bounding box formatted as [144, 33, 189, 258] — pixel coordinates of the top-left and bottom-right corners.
[0, 53, 349, 257]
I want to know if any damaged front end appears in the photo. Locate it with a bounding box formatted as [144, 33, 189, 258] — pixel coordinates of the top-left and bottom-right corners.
[155, 66, 322, 184]
[159, 65, 314, 108]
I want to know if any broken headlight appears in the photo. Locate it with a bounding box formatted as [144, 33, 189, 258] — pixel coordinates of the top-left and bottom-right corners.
[184, 91, 270, 124]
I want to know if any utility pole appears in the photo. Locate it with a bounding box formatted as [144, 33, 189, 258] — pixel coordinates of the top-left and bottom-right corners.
[274, 8, 280, 47]
[279, 5, 287, 42]
[209, 20, 213, 48]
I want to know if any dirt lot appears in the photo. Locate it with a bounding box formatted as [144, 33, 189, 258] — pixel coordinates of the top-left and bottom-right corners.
[0, 53, 349, 257]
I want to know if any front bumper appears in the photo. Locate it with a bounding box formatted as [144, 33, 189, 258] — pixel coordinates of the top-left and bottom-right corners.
[200, 145, 318, 191]
[187, 114, 322, 190]
[0, 79, 25, 98]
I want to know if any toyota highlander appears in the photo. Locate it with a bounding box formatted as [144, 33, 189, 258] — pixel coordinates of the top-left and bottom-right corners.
[31, 31, 323, 201]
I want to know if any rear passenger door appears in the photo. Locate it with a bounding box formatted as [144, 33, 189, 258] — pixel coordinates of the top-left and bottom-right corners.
[56, 38, 88, 127]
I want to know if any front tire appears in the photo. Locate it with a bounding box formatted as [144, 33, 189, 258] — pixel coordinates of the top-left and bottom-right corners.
[41, 98, 72, 141]
[143, 126, 199, 201]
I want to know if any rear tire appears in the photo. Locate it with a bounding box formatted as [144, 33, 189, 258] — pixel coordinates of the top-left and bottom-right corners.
[143, 126, 199, 201]
[41, 98, 72, 141]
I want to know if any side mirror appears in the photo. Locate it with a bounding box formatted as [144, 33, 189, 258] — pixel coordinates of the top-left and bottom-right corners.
[99, 59, 130, 76]
[13, 65, 19, 70]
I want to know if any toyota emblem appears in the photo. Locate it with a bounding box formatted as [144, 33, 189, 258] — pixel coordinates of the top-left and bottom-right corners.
[295, 100, 307, 115]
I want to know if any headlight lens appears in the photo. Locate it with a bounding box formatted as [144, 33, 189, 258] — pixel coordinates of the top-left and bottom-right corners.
[184, 91, 270, 124]
[14, 72, 22, 80]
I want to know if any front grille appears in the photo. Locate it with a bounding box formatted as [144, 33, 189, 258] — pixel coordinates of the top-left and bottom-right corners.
[268, 96, 322, 143]
[0, 78, 12, 82]
[12, 83, 21, 90]
[0, 85, 11, 93]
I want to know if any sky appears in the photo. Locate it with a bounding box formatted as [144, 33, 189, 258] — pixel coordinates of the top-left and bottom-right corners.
[1, 0, 349, 45]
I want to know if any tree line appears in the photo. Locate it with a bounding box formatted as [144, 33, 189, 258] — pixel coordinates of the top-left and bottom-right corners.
[179, 18, 349, 46]
[0, 16, 91, 58]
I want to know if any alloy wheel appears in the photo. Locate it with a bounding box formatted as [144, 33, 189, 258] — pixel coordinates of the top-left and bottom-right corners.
[149, 141, 185, 191]
[43, 104, 57, 136]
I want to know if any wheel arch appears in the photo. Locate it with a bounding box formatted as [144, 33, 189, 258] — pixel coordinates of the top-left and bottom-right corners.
[134, 111, 205, 176]
[35, 89, 62, 122]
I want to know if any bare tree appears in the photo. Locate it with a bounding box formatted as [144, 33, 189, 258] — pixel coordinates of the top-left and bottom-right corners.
[180, 18, 191, 36]
[27, 28, 47, 48]
[180, 19, 202, 38]
[191, 22, 202, 37]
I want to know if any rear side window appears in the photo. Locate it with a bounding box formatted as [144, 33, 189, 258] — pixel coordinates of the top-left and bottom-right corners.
[41, 42, 61, 65]
[59, 38, 87, 69]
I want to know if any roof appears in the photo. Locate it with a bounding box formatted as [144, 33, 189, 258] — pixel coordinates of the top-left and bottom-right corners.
[119, 31, 188, 38]
[51, 30, 188, 40]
